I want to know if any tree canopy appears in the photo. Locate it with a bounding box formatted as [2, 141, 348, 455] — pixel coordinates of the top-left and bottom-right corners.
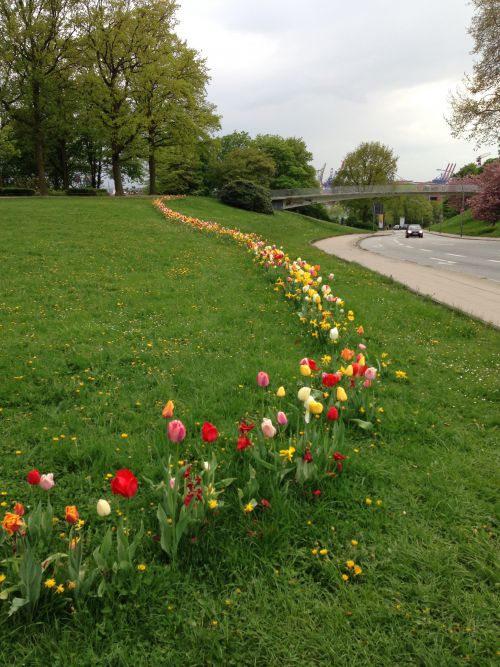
[447, 0, 500, 146]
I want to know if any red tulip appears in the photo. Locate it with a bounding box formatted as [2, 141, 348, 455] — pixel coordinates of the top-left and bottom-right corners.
[322, 373, 341, 387]
[326, 406, 339, 421]
[300, 357, 319, 370]
[111, 469, 138, 498]
[237, 436, 252, 450]
[238, 420, 255, 434]
[333, 452, 347, 461]
[26, 469, 41, 485]
[201, 421, 219, 443]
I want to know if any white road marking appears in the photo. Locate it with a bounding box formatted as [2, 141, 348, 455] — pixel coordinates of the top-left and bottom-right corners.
[488, 259, 500, 263]
[446, 253, 466, 258]
[431, 257, 456, 264]
[419, 249, 431, 252]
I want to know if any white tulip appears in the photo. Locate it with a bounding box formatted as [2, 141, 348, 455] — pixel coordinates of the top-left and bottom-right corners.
[96, 499, 111, 517]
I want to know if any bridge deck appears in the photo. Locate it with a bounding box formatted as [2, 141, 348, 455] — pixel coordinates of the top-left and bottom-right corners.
[271, 184, 480, 209]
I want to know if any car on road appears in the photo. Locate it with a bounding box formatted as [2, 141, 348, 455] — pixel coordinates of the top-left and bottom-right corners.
[406, 224, 424, 238]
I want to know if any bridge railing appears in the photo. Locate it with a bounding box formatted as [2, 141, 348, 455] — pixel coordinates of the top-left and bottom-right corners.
[271, 183, 480, 199]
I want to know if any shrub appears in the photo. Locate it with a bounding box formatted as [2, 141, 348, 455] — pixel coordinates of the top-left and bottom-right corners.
[65, 188, 109, 196]
[218, 179, 273, 215]
[0, 187, 35, 196]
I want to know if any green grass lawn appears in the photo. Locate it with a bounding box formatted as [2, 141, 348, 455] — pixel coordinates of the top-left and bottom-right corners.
[0, 196, 498, 666]
[430, 209, 500, 237]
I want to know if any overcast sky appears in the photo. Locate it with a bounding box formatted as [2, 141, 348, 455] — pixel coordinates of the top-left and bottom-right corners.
[176, 0, 496, 182]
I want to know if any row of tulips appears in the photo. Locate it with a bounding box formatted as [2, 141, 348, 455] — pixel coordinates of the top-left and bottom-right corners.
[0, 200, 383, 618]
[154, 197, 362, 346]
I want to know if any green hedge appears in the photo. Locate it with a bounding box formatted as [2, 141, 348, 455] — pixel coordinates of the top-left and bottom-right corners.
[0, 187, 35, 196]
[65, 187, 109, 196]
[218, 179, 273, 215]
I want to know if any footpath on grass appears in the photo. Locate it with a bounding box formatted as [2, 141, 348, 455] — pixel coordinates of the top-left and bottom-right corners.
[314, 232, 500, 329]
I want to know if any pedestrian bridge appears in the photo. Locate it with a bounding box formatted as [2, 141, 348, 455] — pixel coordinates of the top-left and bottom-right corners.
[271, 183, 480, 210]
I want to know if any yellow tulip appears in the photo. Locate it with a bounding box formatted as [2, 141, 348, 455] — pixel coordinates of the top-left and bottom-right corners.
[276, 386, 286, 397]
[336, 387, 348, 402]
[309, 401, 323, 415]
[300, 364, 312, 377]
[344, 365, 353, 377]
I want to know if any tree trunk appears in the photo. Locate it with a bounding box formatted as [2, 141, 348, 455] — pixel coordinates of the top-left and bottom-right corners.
[33, 81, 48, 196]
[111, 148, 124, 196]
[148, 146, 156, 195]
[60, 140, 69, 190]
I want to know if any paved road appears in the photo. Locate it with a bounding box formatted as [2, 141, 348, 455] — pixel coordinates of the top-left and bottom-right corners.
[313, 232, 500, 329]
[360, 231, 500, 283]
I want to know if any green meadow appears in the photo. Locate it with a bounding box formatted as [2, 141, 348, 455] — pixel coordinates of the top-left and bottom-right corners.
[0, 196, 498, 666]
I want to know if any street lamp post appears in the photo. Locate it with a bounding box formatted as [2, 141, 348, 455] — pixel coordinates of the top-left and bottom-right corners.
[460, 185, 465, 238]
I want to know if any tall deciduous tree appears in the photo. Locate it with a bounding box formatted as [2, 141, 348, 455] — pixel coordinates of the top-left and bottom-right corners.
[447, 0, 500, 146]
[0, 0, 78, 194]
[80, 0, 177, 195]
[134, 30, 219, 195]
[253, 134, 317, 189]
[470, 160, 500, 224]
[334, 141, 398, 223]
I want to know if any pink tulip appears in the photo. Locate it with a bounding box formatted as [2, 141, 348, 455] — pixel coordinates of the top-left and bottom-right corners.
[364, 367, 377, 381]
[168, 419, 186, 443]
[363, 379, 372, 388]
[38, 473, 55, 491]
[261, 418, 277, 438]
[358, 343, 366, 350]
[257, 371, 269, 387]
[277, 411, 288, 426]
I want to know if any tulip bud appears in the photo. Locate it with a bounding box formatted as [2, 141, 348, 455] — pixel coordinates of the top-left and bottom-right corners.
[96, 499, 111, 517]
[261, 418, 277, 438]
[168, 419, 186, 443]
[300, 364, 312, 377]
[364, 367, 377, 381]
[336, 387, 348, 402]
[276, 386, 286, 398]
[162, 400, 174, 418]
[329, 327, 339, 341]
[277, 411, 288, 426]
[344, 365, 353, 377]
[257, 371, 270, 387]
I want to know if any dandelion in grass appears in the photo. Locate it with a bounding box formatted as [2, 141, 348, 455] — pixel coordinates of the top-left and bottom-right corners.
[44, 579, 56, 589]
[137, 564, 147, 572]
[395, 370, 408, 380]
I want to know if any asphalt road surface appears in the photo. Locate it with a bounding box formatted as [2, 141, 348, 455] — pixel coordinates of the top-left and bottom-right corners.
[313, 232, 500, 329]
[360, 231, 500, 283]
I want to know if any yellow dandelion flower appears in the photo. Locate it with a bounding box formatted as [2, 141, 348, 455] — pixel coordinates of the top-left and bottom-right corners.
[395, 370, 408, 380]
[346, 560, 355, 569]
[44, 578, 56, 589]
[56, 584, 65, 594]
[311, 548, 318, 556]
[351, 539, 358, 546]
[376, 499, 383, 506]
[365, 498, 372, 506]
[319, 548, 328, 556]
[208, 499, 218, 510]
[243, 503, 254, 513]
[0, 574, 6, 584]
[137, 564, 147, 572]
[341, 574, 349, 582]
[353, 565, 363, 576]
